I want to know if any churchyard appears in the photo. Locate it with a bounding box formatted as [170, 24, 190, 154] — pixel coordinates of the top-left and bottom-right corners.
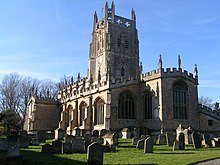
[0, 128, 220, 164]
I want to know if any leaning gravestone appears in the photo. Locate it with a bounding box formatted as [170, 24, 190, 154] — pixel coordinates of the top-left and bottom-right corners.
[87, 142, 103, 165]
[203, 133, 212, 148]
[136, 139, 145, 149]
[179, 132, 185, 150]
[166, 132, 175, 146]
[144, 137, 153, 153]
[192, 132, 201, 148]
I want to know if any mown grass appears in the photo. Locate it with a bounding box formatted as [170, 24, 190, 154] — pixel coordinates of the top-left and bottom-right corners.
[0, 138, 220, 164]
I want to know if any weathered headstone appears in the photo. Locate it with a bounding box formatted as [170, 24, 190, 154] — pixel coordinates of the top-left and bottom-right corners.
[122, 128, 131, 139]
[100, 129, 107, 137]
[6, 132, 23, 164]
[54, 128, 64, 140]
[179, 132, 185, 150]
[144, 137, 153, 153]
[41, 144, 52, 154]
[136, 139, 145, 149]
[19, 131, 30, 148]
[74, 127, 81, 136]
[64, 134, 74, 143]
[157, 134, 166, 145]
[72, 136, 85, 153]
[52, 140, 63, 154]
[166, 132, 175, 146]
[192, 132, 201, 148]
[173, 140, 180, 151]
[132, 137, 139, 145]
[132, 127, 140, 138]
[183, 127, 193, 144]
[176, 124, 184, 140]
[203, 133, 212, 148]
[84, 133, 92, 150]
[36, 130, 46, 143]
[63, 142, 72, 154]
[87, 142, 103, 165]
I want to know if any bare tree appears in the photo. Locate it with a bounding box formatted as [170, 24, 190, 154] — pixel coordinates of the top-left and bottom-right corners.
[198, 95, 214, 109]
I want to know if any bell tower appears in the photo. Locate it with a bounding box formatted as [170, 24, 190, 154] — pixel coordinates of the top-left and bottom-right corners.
[88, 1, 139, 81]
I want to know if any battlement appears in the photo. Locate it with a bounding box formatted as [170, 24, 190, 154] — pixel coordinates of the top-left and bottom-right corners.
[142, 68, 198, 84]
[110, 75, 139, 88]
[58, 76, 109, 103]
[199, 104, 220, 120]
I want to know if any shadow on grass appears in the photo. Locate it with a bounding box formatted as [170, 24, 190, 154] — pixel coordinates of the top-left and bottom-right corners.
[0, 150, 87, 165]
[188, 157, 220, 165]
[155, 152, 195, 155]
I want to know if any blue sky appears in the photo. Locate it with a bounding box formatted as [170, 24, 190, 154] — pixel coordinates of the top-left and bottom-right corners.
[0, 0, 220, 102]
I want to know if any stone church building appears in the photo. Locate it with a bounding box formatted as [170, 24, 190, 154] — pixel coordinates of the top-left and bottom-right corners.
[24, 1, 220, 135]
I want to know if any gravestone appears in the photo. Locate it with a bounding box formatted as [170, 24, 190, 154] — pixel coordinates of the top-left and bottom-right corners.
[179, 132, 185, 150]
[122, 128, 131, 139]
[87, 142, 103, 165]
[192, 132, 201, 148]
[92, 130, 99, 137]
[100, 129, 107, 137]
[173, 140, 180, 151]
[41, 144, 52, 154]
[54, 128, 64, 140]
[84, 133, 92, 150]
[52, 140, 63, 154]
[0, 138, 7, 151]
[30, 139, 39, 146]
[6, 132, 23, 164]
[157, 134, 166, 145]
[132, 137, 139, 145]
[19, 131, 30, 148]
[166, 132, 175, 146]
[203, 133, 212, 148]
[176, 124, 184, 140]
[64, 134, 74, 143]
[132, 127, 140, 138]
[74, 127, 81, 136]
[63, 142, 72, 154]
[183, 127, 193, 144]
[36, 130, 46, 143]
[72, 136, 85, 153]
[136, 139, 145, 149]
[144, 137, 153, 153]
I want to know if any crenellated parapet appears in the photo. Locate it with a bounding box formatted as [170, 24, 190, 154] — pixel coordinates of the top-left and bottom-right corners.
[142, 67, 198, 84]
[58, 76, 109, 103]
[199, 104, 220, 120]
[110, 75, 140, 88]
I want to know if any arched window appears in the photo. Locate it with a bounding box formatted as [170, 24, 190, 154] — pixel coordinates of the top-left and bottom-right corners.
[79, 102, 87, 126]
[94, 98, 105, 125]
[118, 91, 135, 119]
[144, 91, 152, 119]
[173, 81, 188, 119]
[121, 66, 125, 77]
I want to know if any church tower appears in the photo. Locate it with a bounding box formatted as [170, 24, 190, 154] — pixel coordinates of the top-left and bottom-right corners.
[89, 1, 139, 81]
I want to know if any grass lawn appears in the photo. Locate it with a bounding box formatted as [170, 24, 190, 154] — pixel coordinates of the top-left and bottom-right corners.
[0, 138, 220, 164]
